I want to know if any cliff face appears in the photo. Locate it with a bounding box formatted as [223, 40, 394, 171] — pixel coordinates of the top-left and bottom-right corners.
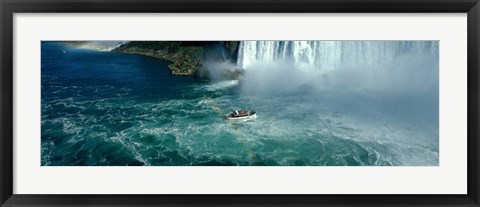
[224, 41, 240, 61]
[113, 41, 240, 78]
[113, 42, 203, 76]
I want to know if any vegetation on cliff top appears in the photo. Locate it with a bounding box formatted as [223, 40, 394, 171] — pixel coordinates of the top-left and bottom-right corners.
[113, 41, 241, 78]
[114, 41, 204, 76]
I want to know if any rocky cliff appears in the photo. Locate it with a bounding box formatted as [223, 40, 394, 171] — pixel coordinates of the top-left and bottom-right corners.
[113, 41, 241, 78]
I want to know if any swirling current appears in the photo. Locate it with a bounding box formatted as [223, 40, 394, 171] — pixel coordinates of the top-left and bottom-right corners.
[41, 41, 439, 166]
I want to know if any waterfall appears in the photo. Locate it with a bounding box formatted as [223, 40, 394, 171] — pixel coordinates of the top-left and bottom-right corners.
[236, 41, 438, 70]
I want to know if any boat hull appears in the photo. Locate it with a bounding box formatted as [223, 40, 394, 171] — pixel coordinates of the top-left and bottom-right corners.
[225, 113, 256, 120]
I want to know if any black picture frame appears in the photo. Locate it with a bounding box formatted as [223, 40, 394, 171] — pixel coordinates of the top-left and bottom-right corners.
[1, 0, 479, 206]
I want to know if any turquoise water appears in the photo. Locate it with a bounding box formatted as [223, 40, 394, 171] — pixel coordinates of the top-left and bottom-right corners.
[41, 42, 439, 166]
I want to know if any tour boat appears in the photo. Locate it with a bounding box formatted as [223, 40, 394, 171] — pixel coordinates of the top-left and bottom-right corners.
[225, 109, 256, 120]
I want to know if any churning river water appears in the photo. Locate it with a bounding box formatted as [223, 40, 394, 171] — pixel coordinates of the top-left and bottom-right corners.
[41, 41, 439, 166]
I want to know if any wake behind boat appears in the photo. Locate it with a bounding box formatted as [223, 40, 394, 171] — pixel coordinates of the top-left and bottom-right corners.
[226, 109, 256, 120]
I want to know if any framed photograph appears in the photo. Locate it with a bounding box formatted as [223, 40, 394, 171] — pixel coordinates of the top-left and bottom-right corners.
[1, 0, 479, 206]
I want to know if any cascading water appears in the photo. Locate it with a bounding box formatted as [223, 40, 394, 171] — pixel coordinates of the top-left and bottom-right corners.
[237, 41, 438, 70]
[41, 41, 439, 166]
[231, 40, 439, 166]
